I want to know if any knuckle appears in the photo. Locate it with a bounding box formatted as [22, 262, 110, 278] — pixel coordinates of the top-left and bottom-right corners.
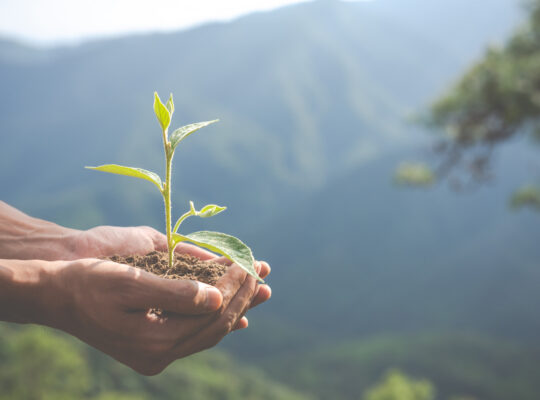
[178, 280, 202, 305]
[217, 313, 236, 337]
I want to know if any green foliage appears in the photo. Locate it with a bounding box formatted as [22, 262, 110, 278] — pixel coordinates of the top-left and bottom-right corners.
[264, 334, 540, 400]
[153, 92, 171, 132]
[85, 165, 163, 191]
[394, 162, 435, 187]
[165, 93, 174, 116]
[0, 326, 90, 400]
[0, 323, 310, 400]
[363, 369, 435, 400]
[91, 393, 148, 400]
[429, 0, 540, 178]
[193, 202, 227, 218]
[170, 120, 219, 152]
[87, 92, 259, 280]
[510, 185, 540, 211]
[173, 231, 256, 278]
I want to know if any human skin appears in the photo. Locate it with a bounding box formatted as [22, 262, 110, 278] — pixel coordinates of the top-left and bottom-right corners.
[0, 201, 271, 375]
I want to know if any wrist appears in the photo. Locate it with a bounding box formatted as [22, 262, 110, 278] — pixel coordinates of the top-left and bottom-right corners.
[0, 201, 81, 260]
[0, 259, 72, 328]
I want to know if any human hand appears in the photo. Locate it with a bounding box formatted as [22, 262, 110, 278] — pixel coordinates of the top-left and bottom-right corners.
[0, 201, 214, 261]
[45, 257, 270, 375]
[73, 224, 216, 260]
[74, 225, 272, 313]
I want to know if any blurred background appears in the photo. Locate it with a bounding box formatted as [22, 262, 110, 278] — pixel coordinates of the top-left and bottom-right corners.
[1, 0, 540, 399]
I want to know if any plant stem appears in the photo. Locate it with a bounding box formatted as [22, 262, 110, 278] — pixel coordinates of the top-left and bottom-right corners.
[162, 129, 174, 269]
[173, 210, 193, 234]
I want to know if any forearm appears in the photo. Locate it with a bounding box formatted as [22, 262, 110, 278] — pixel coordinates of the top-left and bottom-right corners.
[0, 201, 80, 260]
[0, 258, 68, 326]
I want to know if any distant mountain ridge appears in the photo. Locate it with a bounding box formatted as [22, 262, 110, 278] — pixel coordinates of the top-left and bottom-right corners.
[0, 0, 524, 229]
[248, 142, 540, 345]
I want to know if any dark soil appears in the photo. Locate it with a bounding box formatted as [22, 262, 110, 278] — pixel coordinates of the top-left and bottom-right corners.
[106, 251, 227, 285]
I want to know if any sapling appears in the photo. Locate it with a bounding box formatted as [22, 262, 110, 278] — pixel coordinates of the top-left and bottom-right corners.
[86, 92, 261, 281]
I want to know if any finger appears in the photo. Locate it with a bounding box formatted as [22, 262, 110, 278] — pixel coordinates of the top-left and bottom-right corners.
[233, 316, 248, 330]
[130, 271, 223, 314]
[207, 273, 258, 338]
[257, 261, 271, 279]
[146, 228, 216, 261]
[175, 242, 216, 261]
[143, 261, 247, 344]
[214, 263, 248, 309]
[173, 273, 258, 357]
[249, 284, 271, 309]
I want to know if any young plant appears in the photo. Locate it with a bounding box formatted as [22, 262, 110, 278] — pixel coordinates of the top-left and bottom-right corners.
[86, 92, 261, 281]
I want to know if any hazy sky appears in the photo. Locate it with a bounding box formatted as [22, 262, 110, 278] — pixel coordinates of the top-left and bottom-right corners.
[0, 0, 314, 46]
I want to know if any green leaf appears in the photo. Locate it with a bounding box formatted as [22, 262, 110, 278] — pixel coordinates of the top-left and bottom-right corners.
[190, 201, 227, 218]
[166, 93, 174, 116]
[173, 231, 261, 282]
[198, 204, 227, 218]
[85, 164, 163, 192]
[169, 120, 219, 151]
[153, 92, 171, 132]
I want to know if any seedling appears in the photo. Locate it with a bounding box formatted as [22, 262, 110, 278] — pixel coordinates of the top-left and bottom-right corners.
[86, 92, 261, 281]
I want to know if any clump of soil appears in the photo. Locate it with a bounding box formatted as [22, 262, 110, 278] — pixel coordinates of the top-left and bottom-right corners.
[106, 251, 227, 285]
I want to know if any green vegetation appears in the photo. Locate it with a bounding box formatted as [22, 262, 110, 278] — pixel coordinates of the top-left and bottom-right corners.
[510, 185, 540, 210]
[429, 0, 540, 183]
[262, 334, 540, 400]
[87, 92, 259, 280]
[0, 323, 311, 400]
[4, 324, 540, 400]
[363, 369, 435, 400]
[0, 326, 89, 400]
[394, 162, 435, 187]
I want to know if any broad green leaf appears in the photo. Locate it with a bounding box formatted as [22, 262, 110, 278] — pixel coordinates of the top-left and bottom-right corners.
[173, 231, 261, 282]
[85, 164, 162, 192]
[166, 93, 174, 116]
[169, 120, 219, 151]
[153, 92, 171, 132]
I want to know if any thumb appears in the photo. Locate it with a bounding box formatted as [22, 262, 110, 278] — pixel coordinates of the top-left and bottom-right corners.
[132, 272, 223, 314]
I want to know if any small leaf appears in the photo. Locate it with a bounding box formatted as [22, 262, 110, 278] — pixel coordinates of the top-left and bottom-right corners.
[197, 204, 227, 218]
[154, 92, 171, 132]
[169, 120, 219, 151]
[166, 93, 174, 116]
[85, 164, 162, 191]
[173, 231, 261, 282]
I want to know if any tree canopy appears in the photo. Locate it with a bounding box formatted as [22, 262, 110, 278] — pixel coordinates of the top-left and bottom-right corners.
[429, 0, 540, 183]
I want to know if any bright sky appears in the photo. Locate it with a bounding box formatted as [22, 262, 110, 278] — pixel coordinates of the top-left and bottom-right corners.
[0, 0, 315, 46]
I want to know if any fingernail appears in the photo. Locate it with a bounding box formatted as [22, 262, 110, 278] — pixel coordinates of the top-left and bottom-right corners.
[204, 286, 222, 310]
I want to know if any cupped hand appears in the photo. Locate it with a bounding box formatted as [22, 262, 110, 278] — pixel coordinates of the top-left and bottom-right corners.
[75, 225, 272, 313]
[74, 225, 215, 260]
[51, 257, 270, 375]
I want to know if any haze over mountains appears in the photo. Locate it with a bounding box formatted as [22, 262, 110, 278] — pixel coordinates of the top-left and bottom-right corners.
[0, 0, 525, 223]
[1, 1, 539, 398]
